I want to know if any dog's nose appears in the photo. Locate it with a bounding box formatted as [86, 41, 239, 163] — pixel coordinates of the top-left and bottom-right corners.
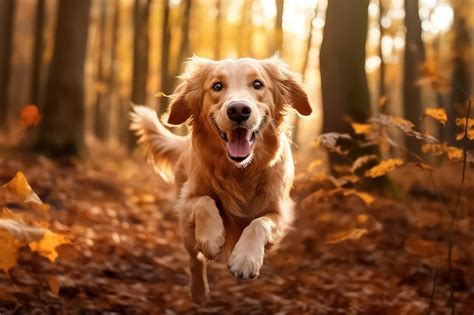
[227, 103, 252, 123]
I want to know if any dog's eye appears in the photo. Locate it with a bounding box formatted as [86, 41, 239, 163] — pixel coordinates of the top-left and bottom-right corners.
[253, 80, 264, 90]
[212, 82, 223, 92]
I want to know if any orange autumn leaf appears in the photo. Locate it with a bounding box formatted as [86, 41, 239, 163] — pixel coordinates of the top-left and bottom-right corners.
[423, 108, 447, 126]
[351, 122, 372, 135]
[365, 159, 404, 178]
[20, 105, 41, 127]
[455, 117, 474, 140]
[47, 275, 60, 295]
[2, 171, 42, 205]
[29, 230, 69, 262]
[326, 228, 368, 244]
[0, 230, 22, 274]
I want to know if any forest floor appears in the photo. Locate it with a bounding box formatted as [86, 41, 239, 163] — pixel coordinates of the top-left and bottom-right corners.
[0, 147, 473, 315]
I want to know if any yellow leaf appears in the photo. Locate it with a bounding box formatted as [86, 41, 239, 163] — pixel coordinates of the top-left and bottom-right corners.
[353, 191, 375, 206]
[446, 146, 463, 160]
[47, 275, 60, 295]
[326, 228, 368, 244]
[422, 143, 463, 160]
[424, 108, 447, 125]
[2, 171, 42, 204]
[455, 117, 474, 140]
[351, 123, 371, 135]
[29, 230, 69, 262]
[365, 159, 404, 178]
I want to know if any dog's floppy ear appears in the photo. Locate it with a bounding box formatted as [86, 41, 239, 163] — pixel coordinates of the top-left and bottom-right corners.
[260, 56, 312, 116]
[166, 56, 212, 125]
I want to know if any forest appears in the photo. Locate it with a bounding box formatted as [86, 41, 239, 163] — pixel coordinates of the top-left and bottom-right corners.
[0, 0, 473, 314]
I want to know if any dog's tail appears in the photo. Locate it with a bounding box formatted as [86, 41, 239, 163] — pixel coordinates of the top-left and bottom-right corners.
[129, 105, 187, 181]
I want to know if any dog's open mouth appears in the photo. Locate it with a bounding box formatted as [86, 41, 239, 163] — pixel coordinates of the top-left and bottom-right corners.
[211, 117, 266, 162]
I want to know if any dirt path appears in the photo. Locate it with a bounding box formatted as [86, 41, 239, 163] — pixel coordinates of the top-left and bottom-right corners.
[0, 149, 472, 314]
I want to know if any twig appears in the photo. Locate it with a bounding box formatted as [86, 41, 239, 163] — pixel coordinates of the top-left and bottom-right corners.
[446, 97, 471, 314]
[426, 268, 438, 315]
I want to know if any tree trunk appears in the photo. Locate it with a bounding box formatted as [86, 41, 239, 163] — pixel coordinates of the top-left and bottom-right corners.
[94, 0, 107, 141]
[159, 0, 170, 115]
[130, 0, 151, 148]
[293, 4, 319, 146]
[274, 0, 284, 54]
[175, 0, 192, 75]
[132, 0, 151, 106]
[403, 0, 425, 153]
[448, 11, 470, 144]
[320, 0, 371, 134]
[378, 0, 386, 113]
[36, 0, 91, 156]
[107, 0, 120, 143]
[237, 0, 253, 57]
[320, 0, 371, 168]
[0, 0, 16, 127]
[30, 0, 46, 107]
[214, 0, 222, 60]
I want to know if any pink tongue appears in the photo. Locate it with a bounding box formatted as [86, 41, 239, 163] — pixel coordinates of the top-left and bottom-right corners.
[226, 128, 251, 158]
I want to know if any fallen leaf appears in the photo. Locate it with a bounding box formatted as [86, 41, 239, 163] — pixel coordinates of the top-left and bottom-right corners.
[47, 275, 60, 295]
[326, 228, 368, 244]
[29, 230, 69, 262]
[0, 230, 22, 274]
[423, 108, 447, 125]
[2, 171, 43, 205]
[0, 219, 46, 243]
[365, 159, 404, 178]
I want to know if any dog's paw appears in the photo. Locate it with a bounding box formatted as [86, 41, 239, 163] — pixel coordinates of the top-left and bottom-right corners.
[195, 221, 225, 260]
[227, 245, 264, 280]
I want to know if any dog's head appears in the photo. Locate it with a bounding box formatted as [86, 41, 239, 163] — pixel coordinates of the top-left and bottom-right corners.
[166, 56, 312, 167]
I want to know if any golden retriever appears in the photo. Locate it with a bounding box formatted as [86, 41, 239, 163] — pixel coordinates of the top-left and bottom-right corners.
[129, 56, 311, 304]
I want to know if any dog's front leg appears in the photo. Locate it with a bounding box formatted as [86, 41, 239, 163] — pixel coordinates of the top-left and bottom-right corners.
[192, 196, 226, 260]
[180, 196, 225, 304]
[228, 212, 283, 280]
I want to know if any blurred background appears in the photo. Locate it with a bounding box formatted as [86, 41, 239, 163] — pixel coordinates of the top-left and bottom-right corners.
[0, 0, 472, 155]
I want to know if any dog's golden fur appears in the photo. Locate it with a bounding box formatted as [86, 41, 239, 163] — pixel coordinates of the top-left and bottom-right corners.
[130, 56, 311, 304]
